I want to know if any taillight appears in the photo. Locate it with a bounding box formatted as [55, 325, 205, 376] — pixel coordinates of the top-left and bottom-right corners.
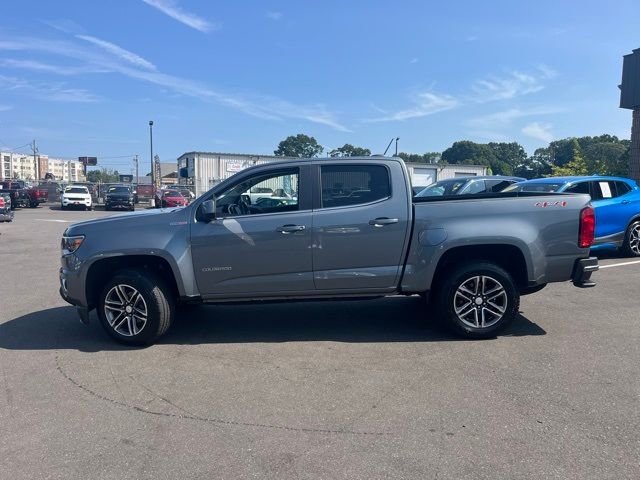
[579, 206, 595, 248]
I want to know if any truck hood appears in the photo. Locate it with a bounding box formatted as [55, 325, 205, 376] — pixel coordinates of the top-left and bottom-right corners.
[65, 206, 191, 236]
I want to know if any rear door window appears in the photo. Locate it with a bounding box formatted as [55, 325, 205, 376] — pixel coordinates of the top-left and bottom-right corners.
[485, 180, 514, 192]
[564, 182, 590, 195]
[320, 165, 391, 208]
[461, 180, 486, 194]
[615, 181, 632, 196]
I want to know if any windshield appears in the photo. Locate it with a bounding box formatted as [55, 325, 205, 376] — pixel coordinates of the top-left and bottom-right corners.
[506, 182, 564, 193]
[65, 187, 88, 194]
[416, 179, 468, 197]
[163, 190, 181, 197]
[108, 186, 131, 194]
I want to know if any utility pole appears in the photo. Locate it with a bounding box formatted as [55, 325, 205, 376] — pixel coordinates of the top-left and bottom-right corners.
[31, 139, 39, 181]
[134, 154, 139, 185]
[149, 121, 154, 188]
[395, 137, 400, 156]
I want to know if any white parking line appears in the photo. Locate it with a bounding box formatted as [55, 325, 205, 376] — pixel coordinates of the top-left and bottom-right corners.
[35, 219, 72, 223]
[599, 260, 640, 269]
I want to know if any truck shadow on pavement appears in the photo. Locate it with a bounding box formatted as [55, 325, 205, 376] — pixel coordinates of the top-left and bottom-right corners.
[0, 297, 545, 352]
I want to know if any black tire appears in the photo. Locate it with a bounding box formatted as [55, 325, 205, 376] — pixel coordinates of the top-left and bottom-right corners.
[105, 206, 110, 211]
[435, 262, 520, 339]
[29, 202, 38, 208]
[129, 206, 135, 211]
[621, 220, 640, 257]
[97, 269, 174, 345]
[60, 204, 66, 210]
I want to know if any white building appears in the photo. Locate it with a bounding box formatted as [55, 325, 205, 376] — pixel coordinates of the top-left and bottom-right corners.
[177, 151, 487, 197]
[0, 151, 86, 182]
[404, 162, 487, 189]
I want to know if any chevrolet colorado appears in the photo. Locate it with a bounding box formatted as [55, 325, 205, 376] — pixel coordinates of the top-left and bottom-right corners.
[59, 157, 598, 345]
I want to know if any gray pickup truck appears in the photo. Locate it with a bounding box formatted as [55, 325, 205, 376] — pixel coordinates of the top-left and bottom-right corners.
[60, 157, 598, 345]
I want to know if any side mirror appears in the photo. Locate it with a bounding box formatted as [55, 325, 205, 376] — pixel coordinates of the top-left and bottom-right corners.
[200, 198, 216, 222]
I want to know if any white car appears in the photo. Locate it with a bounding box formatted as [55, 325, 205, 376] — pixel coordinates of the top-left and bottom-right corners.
[61, 185, 93, 211]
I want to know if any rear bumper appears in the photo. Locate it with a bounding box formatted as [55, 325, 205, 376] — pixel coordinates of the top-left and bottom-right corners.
[572, 257, 598, 288]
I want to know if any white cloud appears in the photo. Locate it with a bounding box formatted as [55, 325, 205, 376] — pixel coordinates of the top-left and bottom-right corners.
[409, 58, 418, 64]
[471, 71, 544, 102]
[141, 0, 216, 33]
[522, 122, 553, 143]
[369, 68, 556, 123]
[76, 35, 156, 70]
[0, 58, 110, 75]
[0, 34, 349, 131]
[0, 75, 99, 102]
[467, 106, 560, 129]
[537, 64, 558, 79]
[266, 11, 283, 21]
[366, 92, 459, 122]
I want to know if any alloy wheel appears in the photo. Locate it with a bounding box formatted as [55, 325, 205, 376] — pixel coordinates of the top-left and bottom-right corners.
[629, 224, 640, 255]
[103, 284, 148, 336]
[453, 275, 507, 329]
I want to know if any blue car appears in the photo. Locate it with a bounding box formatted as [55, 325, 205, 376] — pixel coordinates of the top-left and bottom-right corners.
[507, 176, 640, 256]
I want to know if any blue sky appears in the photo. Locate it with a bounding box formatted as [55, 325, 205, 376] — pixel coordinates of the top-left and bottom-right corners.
[0, 0, 638, 171]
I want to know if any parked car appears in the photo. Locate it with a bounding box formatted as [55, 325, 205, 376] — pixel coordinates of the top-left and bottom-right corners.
[134, 184, 155, 204]
[104, 185, 135, 211]
[0, 193, 14, 222]
[0, 180, 48, 208]
[60, 157, 597, 345]
[415, 176, 526, 197]
[61, 185, 93, 211]
[173, 185, 195, 200]
[155, 189, 189, 208]
[506, 176, 640, 256]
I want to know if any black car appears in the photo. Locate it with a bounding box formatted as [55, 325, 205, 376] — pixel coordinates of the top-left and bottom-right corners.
[104, 185, 135, 211]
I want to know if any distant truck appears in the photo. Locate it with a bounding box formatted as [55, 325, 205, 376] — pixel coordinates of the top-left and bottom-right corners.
[60, 157, 598, 345]
[0, 180, 48, 208]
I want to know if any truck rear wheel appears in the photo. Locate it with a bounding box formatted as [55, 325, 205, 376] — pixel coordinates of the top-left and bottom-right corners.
[97, 269, 174, 345]
[436, 262, 519, 339]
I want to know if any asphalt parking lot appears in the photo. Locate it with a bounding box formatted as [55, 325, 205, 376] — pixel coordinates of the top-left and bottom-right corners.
[1, 206, 638, 480]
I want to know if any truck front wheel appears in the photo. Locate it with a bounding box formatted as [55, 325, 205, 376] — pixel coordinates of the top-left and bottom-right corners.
[97, 270, 174, 345]
[436, 262, 520, 339]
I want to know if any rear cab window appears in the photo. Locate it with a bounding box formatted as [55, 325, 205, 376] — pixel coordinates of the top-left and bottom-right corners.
[320, 165, 391, 208]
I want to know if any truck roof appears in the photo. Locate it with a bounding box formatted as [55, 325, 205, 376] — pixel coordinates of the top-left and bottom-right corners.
[518, 176, 635, 184]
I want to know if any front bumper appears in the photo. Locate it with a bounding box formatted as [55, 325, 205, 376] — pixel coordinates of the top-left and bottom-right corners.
[62, 199, 92, 207]
[572, 257, 598, 288]
[105, 198, 134, 208]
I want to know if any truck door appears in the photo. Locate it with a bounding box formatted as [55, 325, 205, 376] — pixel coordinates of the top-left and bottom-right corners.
[312, 162, 411, 291]
[190, 165, 314, 297]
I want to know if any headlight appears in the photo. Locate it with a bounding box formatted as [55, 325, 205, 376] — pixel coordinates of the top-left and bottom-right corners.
[61, 235, 85, 255]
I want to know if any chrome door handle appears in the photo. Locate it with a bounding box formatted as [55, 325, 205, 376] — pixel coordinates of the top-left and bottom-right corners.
[277, 224, 306, 234]
[621, 200, 630, 204]
[369, 217, 399, 227]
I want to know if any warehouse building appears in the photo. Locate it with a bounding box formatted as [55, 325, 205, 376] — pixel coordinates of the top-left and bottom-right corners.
[177, 151, 487, 197]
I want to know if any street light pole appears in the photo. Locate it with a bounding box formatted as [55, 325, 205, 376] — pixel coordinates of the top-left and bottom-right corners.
[149, 121, 154, 188]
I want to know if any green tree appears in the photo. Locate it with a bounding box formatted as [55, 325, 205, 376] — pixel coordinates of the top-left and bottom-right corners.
[514, 149, 553, 179]
[329, 144, 371, 157]
[583, 142, 629, 176]
[441, 140, 515, 174]
[551, 139, 589, 176]
[397, 152, 441, 164]
[488, 142, 527, 174]
[86, 169, 120, 183]
[274, 134, 323, 158]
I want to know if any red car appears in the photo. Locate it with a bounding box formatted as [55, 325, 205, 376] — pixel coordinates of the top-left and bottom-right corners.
[155, 189, 189, 208]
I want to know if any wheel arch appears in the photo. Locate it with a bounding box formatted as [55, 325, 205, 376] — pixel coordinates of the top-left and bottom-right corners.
[85, 254, 182, 309]
[432, 244, 530, 292]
